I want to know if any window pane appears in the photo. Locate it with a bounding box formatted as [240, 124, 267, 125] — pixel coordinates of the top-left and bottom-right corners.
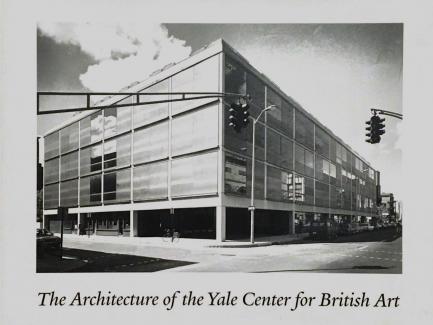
[171, 152, 218, 197]
[60, 179, 78, 207]
[315, 181, 329, 207]
[80, 174, 101, 206]
[246, 72, 265, 118]
[304, 149, 314, 177]
[133, 161, 168, 201]
[60, 151, 78, 180]
[224, 153, 247, 196]
[104, 133, 131, 169]
[91, 111, 103, 143]
[315, 155, 329, 183]
[135, 80, 169, 128]
[267, 166, 293, 202]
[294, 174, 314, 205]
[44, 158, 59, 184]
[172, 55, 219, 115]
[266, 129, 293, 170]
[171, 103, 219, 157]
[80, 144, 102, 176]
[103, 169, 131, 203]
[315, 127, 330, 158]
[295, 111, 314, 149]
[133, 121, 168, 164]
[44, 132, 59, 160]
[44, 183, 59, 209]
[104, 97, 132, 138]
[295, 144, 305, 174]
[80, 116, 91, 147]
[267, 89, 294, 138]
[60, 122, 79, 154]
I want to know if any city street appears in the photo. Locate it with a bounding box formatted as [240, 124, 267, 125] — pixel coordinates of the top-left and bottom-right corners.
[37, 228, 401, 273]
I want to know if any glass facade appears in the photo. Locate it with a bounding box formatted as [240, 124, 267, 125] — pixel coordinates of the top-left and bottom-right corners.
[135, 79, 169, 128]
[133, 161, 168, 201]
[171, 103, 219, 157]
[43, 47, 378, 219]
[171, 55, 219, 115]
[133, 122, 168, 164]
[171, 151, 218, 197]
[223, 52, 378, 213]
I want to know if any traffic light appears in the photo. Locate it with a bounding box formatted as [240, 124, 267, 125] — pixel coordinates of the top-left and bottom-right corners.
[240, 102, 250, 127]
[365, 115, 386, 144]
[228, 103, 241, 132]
[228, 101, 250, 132]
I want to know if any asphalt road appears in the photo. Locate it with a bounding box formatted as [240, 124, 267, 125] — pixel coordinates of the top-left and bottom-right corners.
[171, 228, 402, 273]
[37, 228, 402, 273]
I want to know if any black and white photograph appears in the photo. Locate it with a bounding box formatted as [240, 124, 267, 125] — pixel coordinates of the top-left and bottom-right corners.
[36, 23, 403, 273]
[1, 1, 433, 325]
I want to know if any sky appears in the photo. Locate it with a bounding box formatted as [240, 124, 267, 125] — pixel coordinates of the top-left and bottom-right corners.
[37, 23, 403, 199]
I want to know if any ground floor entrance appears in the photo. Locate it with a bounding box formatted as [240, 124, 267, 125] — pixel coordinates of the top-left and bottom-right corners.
[136, 207, 216, 239]
[225, 208, 294, 240]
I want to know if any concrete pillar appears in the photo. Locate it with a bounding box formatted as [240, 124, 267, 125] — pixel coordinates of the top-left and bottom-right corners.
[289, 212, 295, 235]
[76, 213, 81, 235]
[130, 210, 138, 237]
[216, 206, 226, 242]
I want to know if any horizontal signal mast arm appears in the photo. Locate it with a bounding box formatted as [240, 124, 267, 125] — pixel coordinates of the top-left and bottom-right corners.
[37, 91, 248, 115]
[371, 108, 403, 120]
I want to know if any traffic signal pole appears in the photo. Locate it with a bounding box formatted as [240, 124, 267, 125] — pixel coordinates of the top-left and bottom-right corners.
[370, 108, 403, 120]
[249, 105, 276, 244]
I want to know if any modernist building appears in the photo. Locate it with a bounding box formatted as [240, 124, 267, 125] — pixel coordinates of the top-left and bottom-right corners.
[42, 39, 381, 241]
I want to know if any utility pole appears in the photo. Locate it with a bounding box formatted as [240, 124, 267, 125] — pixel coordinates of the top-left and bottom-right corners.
[249, 105, 276, 244]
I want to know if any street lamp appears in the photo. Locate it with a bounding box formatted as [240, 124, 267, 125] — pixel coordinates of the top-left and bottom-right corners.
[250, 104, 276, 244]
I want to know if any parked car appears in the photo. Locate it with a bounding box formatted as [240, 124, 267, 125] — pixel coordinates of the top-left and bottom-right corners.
[338, 222, 360, 235]
[309, 221, 338, 240]
[358, 223, 369, 232]
[37, 228, 61, 257]
[367, 224, 375, 231]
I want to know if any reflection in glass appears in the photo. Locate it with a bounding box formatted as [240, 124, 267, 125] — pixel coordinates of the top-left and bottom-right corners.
[295, 111, 314, 149]
[60, 179, 78, 207]
[135, 80, 169, 128]
[44, 158, 59, 184]
[315, 127, 330, 159]
[225, 154, 247, 195]
[172, 55, 219, 115]
[80, 174, 101, 205]
[60, 122, 79, 154]
[103, 169, 131, 203]
[266, 166, 293, 202]
[133, 122, 168, 164]
[104, 98, 132, 138]
[266, 129, 293, 170]
[44, 132, 59, 160]
[171, 104, 219, 157]
[171, 152, 218, 197]
[80, 144, 102, 175]
[44, 183, 59, 209]
[133, 161, 168, 201]
[90, 111, 103, 143]
[315, 180, 329, 207]
[60, 151, 78, 180]
[104, 134, 131, 169]
[266, 89, 293, 137]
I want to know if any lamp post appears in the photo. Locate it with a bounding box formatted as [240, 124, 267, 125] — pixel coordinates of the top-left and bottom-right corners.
[250, 104, 276, 244]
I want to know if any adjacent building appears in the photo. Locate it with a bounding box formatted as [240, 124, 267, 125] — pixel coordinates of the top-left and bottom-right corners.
[42, 39, 381, 241]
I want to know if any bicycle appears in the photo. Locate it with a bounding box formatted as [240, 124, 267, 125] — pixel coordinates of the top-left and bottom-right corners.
[162, 228, 181, 243]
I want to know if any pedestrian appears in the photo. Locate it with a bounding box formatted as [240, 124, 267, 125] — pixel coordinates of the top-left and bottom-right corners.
[396, 221, 402, 235]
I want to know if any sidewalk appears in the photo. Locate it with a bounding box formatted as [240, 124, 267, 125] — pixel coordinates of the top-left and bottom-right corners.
[60, 232, 308, 250]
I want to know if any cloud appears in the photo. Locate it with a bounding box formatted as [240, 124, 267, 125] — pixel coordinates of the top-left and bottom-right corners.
[38, 22, 192, 91]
